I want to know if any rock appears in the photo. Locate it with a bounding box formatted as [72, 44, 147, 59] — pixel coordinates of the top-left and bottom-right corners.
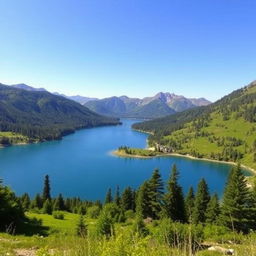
[208, 246, 234, 255]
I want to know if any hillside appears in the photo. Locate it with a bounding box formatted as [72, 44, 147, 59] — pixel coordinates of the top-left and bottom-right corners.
[0, 83, 119, 142]
[84, 92, 211, 118]
[133, 81, 256, 170]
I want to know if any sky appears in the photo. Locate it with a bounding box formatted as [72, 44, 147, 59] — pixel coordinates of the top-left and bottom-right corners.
[0, 0, 256, 101]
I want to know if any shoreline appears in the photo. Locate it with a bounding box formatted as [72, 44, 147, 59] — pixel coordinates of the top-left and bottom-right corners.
[112, 149, 256, 174]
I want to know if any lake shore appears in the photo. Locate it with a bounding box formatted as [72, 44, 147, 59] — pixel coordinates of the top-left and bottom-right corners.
[112, 148, 256, 174]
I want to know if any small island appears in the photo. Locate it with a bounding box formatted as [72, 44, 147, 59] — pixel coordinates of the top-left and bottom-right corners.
[113, 146, 162, 158]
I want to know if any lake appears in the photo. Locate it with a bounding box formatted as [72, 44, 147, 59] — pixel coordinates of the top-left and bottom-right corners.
[0, 119, 251, 200]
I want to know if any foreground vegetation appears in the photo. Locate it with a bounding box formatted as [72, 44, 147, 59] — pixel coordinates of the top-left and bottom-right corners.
[1, 164, 256, 255]
[133, 81, 256, 170]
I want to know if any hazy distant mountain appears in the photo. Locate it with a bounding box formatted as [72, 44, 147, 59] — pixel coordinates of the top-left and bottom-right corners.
[53, 92, 97, 104]
[11, 84, 97, 104]
[84, 92, 211, 119]
[12, 83, 47, 92]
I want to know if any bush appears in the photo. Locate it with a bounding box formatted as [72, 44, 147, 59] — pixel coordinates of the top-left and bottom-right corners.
[155, 219, 204, 250]
[86, 205, 101, 219]
[53, 211, 64, 220]
[196, 251, 223, 256]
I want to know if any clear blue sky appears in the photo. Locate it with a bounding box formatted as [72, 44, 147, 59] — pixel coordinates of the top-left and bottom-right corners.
[0, 0, 255, 101]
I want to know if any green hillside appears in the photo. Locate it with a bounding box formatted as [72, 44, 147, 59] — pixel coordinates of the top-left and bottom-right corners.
[133, 81, 256, 170]
[0, 83, 119, 143]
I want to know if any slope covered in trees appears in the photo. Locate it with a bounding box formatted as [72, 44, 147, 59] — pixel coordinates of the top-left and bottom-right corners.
[133, 81, 256, 169]
[0, 83, 119, 142]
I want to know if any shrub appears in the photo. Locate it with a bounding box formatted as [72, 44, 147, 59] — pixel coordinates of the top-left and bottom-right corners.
[86, 205, 101, 219]
[53, 211, 64, 220]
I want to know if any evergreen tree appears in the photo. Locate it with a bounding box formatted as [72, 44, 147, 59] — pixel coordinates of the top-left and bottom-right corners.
[42, 175, 51, 202]
[136, 181, 151, 218]
[163, 165, 186, 222]
[148, 169, 164, 219]
[32, 193, 43, 209]
[220, 165, 252, 232]
[132, 215, 149, 237]
[96, 210, 114, 237]
[20, 193, 31, 211]
[185, 187, 195, 223]
[205, 193, 220, 224]
[42, 199, 52, 214]
[105, 188, 113, 204]
[121, 186, 134, 211]
[0, 180, 24, 232]
[192, 179, 210, 224]
[76, 214, 87, 237]
[114, 185, 121, 206]
[53, 193, 65, 211]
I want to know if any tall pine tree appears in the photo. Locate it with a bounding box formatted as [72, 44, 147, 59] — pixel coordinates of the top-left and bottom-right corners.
[205, 193, 220, 224]
[114, 185, 121, 206]
[220, 165, 252, 232]
[42, 175, 51, 202]
[121, 187, 134, 211]
[163, 165, 186, 222]
[185, 186, 195, 223]
[105, 188, 113, 204]
[192, 178, 210, 224]
[136, 181, 151, 219]
[148, 169, 164, 219]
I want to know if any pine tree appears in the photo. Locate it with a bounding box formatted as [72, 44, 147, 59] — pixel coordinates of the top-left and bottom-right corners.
[32, 193, 43, 209]
[76, 214, 87, 237]
[185, 187, 195, 223]
[163, 165, 186, 222]
[105, 188, 113, 204]
[121, 186, 134, 211]
[205, 193, 220, 224]
[42, 199, 52, 214]
[192, 179, 210, 224]
[136, 181, 151, 218]
[54, 193, 65, 211]
[220, 165, 252, 232]
[114, 185, 121, 206]
[42, 175, 51, 202]
[96, 210, 114, 237]
[148, 169, 164, 219]
[20, 193, 31, 211]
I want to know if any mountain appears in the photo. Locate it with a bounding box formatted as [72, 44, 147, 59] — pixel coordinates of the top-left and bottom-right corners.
[12, 83, 47, 92]
[53, 92, 97, 104]
[84, 93, 211, 119]
[0, 83, 119, 142]
[11, 83, 97, 105]
[133, 81, 256, 170]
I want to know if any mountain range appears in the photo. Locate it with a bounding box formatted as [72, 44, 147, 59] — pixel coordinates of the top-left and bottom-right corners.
[84, 93, 211, 119]
[0, 83, 119, 142]
[133, 81, 256, 170]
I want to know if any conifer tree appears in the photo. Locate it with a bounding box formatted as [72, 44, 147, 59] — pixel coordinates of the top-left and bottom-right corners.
[121, 186, 134, 211]
[54, 193, 65, 211]
[136, 181, 151, 218]
[148, 169, 164, 219]
[76, 214, 87, 237]
[220, 165, 252, 232]
[205, 193, 220, 224]
[163, 165, 186, 222]
[42, 175, 51, 202]
[192, 179, 210, 224]
[114, 185, 121, 206]
[105, 188, 113, 204]
[42, 199, 52, 215]
[96, 210, 114, 237]
[20, 193, 31, 211]
[32, 193, 43, 209]
[185, 186, 195, 223]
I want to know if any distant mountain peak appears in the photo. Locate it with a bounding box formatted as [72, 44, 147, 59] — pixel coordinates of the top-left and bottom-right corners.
[12, 83, 47, 92]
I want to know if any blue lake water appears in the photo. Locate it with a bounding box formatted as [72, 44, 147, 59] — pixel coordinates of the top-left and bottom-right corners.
[0, 119, 251, 200]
